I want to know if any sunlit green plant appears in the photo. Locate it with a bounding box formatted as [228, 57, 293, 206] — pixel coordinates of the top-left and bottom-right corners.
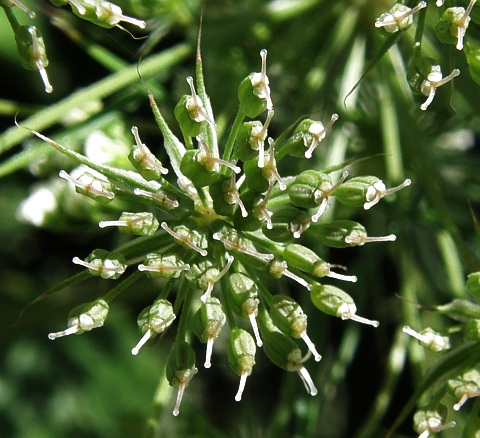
[2, 1, 480, 437]
[22, 39, 413, 417]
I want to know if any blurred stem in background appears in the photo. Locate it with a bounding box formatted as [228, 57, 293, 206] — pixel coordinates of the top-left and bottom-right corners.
[1, 1, 480, 437]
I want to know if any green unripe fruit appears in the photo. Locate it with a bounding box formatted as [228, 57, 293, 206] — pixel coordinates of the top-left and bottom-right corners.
[227, 273, 260, 318]
[193, 297, 226, 344]
[263, 207, 310, 242]
[288, 170, 334, 209]
[137, 299, 175, 337]
[185, 259, 220, 291]
[234, 121, 264, 162]
[413, 405, 455, 436]
[48, 299, 109, 340]
[227, 328, 256, 401]
[68, 0, 146, 29]
[261, 330, 318, 395]
[193, 297, 226, 368]
[99, 212, 159, 236]
[131, 299, 176, 355]
[227, 328, 256, 375]
[447, 368, 480, 411]
[180, 149, 222, 188]
[129, 126, 168, 181]
[68, 299, 109, 330]
[375, 2, 426, 34]
[262, 330, 302, 371]
[334, 176, 411, 210]
[269, 294, 322, 361]
[238, 49, 272, 118]
[435, 2, 476, 51]
[316, 220, 396, 248]
[59, 170, 115, 204]
[73, 249, 126, 279]
[282, 115, 338, 158]
[166, 341, 197, 416]
[13, 23, 52, 93]
[284, 244, 320, 272]
[310, 283, 379, 327]
[175, 94, 205, 138]
[269, 295, 307, 339]
[283, 243, 358, 282]
[210, 176, 237, 217]
[407, 57, 460, 111]
[243, 158, 271, 193]
[138, 253, 189, 278]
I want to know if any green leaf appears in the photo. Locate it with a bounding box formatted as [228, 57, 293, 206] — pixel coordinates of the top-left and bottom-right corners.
[343, 32, 403, 107]
[0, 44, 190, 156]
[388, 342, 480, 436]
[465, 41, 480, 86]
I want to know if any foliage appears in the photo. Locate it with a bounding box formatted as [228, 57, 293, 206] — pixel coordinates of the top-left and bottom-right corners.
[1, 1, 480, 437]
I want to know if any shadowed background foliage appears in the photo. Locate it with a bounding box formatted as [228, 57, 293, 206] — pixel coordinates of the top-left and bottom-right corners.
[1, 1, 480, 437]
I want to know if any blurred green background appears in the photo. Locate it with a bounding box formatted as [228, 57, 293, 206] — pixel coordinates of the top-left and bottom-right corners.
[2, 0, 480, 437]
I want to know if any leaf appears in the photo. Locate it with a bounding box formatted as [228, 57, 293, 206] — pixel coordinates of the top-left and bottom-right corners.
[15, 271, 91, 325]
[343, 32, 403, 107]
[387, 341, 480, 436]
[0, 44, 190, 156]
[465, 40, 480, 86]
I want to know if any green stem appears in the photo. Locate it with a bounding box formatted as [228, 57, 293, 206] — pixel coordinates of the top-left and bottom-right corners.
[184, 135, 194, 151]
[378, 69, 404, 183]
[3, 6, 20, 31]
[243, 231, 285, 259]
[0, 43, 191, 155]
[175, 278, 194, 340]
[256, 303, 276, 333]
[143, 360, 169, 438]
[399, 237, 426, 382]
[0, 98, 41, 116]
[436, 229, 465, 298]
[114, 232, 173, 262]
[220, 275, 238, 329]
[413, 5, 427, 55]
[266, 191, 292, 209]
[158, 277, 178, 301]
[222, 110, 245, 163]
[103, 271, 144, 303]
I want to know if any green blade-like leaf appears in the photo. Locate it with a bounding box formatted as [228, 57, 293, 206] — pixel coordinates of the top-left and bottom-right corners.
[388, 341, 480, 436]
[343, 32, 403, 107]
